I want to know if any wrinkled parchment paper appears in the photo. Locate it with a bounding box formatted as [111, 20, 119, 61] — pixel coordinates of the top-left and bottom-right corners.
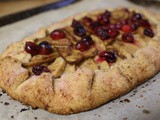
[0, 0, 160, 120]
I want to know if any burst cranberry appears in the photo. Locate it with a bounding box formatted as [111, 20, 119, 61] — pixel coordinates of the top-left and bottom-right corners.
[90, 21, 102, 30]
[139, 19, 151, 28]
[38, 41, 53, 55]
[95, 27, 110, 40]
[122, 33, 134, 43]
[144, 28, 154, 38]
[122, 25, 132, 33]
[74, 25, 86, 37]
[75, 41, 89, 51]
[81, 35, 94, 46]
[132, 13, 142, 21]
[25, 42, 38, 56]
[99, 51, 117, 63]
[71, 19, 81, 28]
[32, 65, 50, 76]
[50, 29, 66, 40]
[108, 28, 119, 37]
[83, 17, 93, 24]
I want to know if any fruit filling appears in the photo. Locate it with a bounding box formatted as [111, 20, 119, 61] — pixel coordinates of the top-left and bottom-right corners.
[38, 41, 53, 55]
[23, 8, 156, 76]
[50, 29, 66, 40]
[32, 65, 50, 76]
[75, 35, 94, 51]
[99, 51, 117, 63]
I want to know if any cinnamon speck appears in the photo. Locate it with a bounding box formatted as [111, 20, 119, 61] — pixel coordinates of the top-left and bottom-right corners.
[4, 102, 9, 105]
[145, 84, 148, 86]
[153, 79, 156, 82]
[124, 99, 130, 103]
[119, 100, 123, 103]
[143, 109, 150, 114]
[108, 107, 112, 109]
[140, 95, 144, 97]
[11, 116, 14, 119]
[34, 117, 37, 119]
[2, 90, 5, 93]
[123, 117, 127, 120]
[20, 107, 30, 112]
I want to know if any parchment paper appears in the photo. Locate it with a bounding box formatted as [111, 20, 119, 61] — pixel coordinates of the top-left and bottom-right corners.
[0, 0, 160, 120]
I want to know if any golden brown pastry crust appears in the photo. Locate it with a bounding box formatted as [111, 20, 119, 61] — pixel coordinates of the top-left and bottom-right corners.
[0, 8, 160, 114]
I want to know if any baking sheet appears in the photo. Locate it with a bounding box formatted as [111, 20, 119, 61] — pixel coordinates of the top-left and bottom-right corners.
[0, 0, 160, 120]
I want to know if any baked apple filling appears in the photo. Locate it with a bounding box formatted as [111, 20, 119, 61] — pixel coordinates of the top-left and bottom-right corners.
[23, 8, 156, 76]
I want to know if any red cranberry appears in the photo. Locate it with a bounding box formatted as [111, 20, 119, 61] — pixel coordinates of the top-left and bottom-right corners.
[50, 29, 66, 40]
[122, 25, 132, 33]
[104, 10, 111, 18]
[25, 42, 38, 56]
[122, 33, 134, 43]
[74, 25, 86, 37]
[116, 22, 122, 29]
[144, 28, 154, 38]
[81, 35, 94, 46]
[130, 23, 138, 31]
[108, 28, 119, 37]
[90, 21, 102, 30]
[99, 51, 117, 63]
[132, 13, 142, 21]
[83, 17, 93, 24]
[97, 15, 110, 25]
[71, 19, 81, 28]
[95, 27, 110, 40]
[75, 41, 89, 51]
[32, 65, 50, 76]
[120, 19, 128, 26]
[109, 24, 117, 29]
[38, 41, 53, 55]
[139, 19, 151, 28]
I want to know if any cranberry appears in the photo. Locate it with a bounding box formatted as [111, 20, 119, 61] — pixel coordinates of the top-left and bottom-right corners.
[75, 41, 89, 51]
[74, 25, 86, 37]
[32, 65, 50, 76]
[109, 24, 117, 29]
[104, 10, 111, 18]
[83, 17, 93, 24]
[122, 33, 134, 43]
[144, 28, 154, 38]
[98, 15, 110, 25]
[139, 19, 151, 28]
[90, 21, 102, 30]
[122, 25, 132, 33]
[38, 41, 53, 55]
[81, 35, 94, 46]
[116, 22, 122, 29]
[71, 19, 81, 28]
[99, 51, 117, 63]
[25, 42, 38, 56]
[130, 23, 138, 31]
[50, 29, 66, 40]
[108, 28, 119, 37]
[132, 13, 142, 21]
[95, 27, 110, 40]
[120, 19, 128, 26]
